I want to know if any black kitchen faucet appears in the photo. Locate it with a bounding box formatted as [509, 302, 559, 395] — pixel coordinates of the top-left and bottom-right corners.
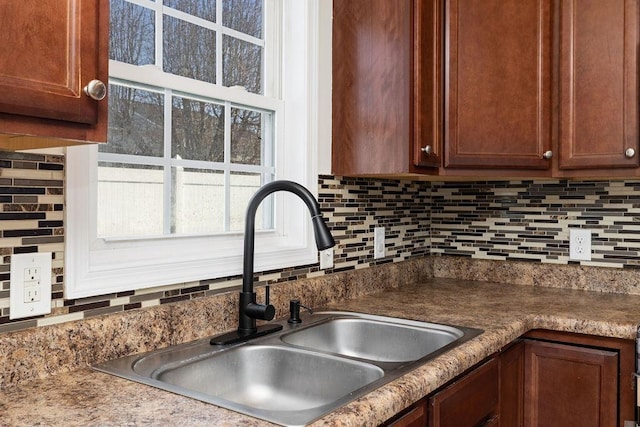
[211, 180, 335, 345]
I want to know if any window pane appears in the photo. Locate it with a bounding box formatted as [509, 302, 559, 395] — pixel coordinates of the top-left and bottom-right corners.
[231, 107, 264, 165]
[230, 172, 264, 232]
[222, 0, 263, 38]
[104, 85, 164, 156]
[223, 35, 262, 94]
[164, 0, 216, 22]
[98, 163, 164, 238]
[164, 16, 216, 83]
[172, 96, 224, 162]
[110, 0, 155, 65]
[172, 168, 224, 234]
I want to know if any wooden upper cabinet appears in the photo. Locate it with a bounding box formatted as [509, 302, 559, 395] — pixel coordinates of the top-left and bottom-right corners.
[332, 0, 421, 176]
[558, 0, 639, 172]
[0, 0, 109, 149]
[444, 0, 553, 171]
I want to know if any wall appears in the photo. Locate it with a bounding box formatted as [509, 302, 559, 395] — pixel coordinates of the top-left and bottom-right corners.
[431, 180, 640, 268]
[0, 150, 431, 334]
[4, 150, 640, 335]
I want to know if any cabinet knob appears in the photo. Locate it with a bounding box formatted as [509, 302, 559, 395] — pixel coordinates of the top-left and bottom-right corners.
[83, 79, 107, 101]
[542, 150, 553, 160]
[625, 148, 636, 158]
[421, 145, 432, 155]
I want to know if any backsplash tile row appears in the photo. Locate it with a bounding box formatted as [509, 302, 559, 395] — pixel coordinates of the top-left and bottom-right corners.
[431, 180, 640, 268]
[0, 151, 431, 334]
[5, 149, 640, 335]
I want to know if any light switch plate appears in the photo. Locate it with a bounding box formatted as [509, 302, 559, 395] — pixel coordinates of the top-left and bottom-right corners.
[10, 252, 52, 319]
[374, 227, 385, 259]
[320, 248, 334, 270]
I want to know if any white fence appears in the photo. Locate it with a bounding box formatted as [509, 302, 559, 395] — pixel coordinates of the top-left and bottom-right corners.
[97, 166, 263, 238]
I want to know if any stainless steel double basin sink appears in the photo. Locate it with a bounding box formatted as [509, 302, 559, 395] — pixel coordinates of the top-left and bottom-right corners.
[94, 311, 482, 426]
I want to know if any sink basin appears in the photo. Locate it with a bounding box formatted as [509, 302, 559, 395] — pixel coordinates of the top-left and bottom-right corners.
[281, 317, 463, 362]
[94, 311, 482, 426]
[153, 345, 383, 413]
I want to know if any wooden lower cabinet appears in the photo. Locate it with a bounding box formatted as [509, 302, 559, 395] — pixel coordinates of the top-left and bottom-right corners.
[381, 331, 634, 427]
[428, 357, 499, 426]
[386, 399, 428, 427]
[523, 330, 636, 427]
[524, 339, 617, 426]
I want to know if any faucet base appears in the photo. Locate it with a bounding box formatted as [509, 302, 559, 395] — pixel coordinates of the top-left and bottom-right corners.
[210, 324, 284, 345]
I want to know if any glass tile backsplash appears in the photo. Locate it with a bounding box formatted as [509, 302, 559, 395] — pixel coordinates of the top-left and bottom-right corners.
[2, 150, 640, 334]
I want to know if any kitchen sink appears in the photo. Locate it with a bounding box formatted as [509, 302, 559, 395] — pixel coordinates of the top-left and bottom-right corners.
[152, 344, 382, 423]
[281, 315, 463, 362]
[94, 311, 482, 426]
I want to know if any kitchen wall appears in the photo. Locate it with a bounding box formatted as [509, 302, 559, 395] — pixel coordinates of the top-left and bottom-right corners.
[3, 150, 640, 335]
[0, 151, 430, 334]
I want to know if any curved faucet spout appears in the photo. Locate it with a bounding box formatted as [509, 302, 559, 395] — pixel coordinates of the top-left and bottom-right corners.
[242, 180, 335, 294]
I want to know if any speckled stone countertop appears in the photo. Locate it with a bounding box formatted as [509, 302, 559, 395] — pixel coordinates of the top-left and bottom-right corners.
[2, 277, 640, 427]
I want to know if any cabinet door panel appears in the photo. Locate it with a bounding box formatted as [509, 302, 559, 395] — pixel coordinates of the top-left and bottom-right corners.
[332, 0, 413, 175]
[429, 357, 498, 427]
[445, 0, 552, 170]
[524, 340, 618, 427]
[0, 0, 101, 125]
[558, 0, 639, 170]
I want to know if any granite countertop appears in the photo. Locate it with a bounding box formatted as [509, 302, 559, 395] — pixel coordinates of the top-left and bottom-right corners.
[2, 277, 640, 426]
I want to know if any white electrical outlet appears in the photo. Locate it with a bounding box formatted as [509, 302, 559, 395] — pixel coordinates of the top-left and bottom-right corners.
[569, 229, 591, 261]
[374, 227, 385, 259]
[10, 252, 52, 319]
[320, 248, 334, 270]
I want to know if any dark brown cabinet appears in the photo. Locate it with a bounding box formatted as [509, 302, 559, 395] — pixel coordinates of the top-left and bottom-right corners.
[332, 0, 416, 176]
[333, 0, 640, 178]
[428, 357, 499, 426]
[524, 339, 618, 426]
[381, 331, 634, 427]
[0, 0, 109, 150]
[386, 399, 428, 427]
[523, 330, 636, 427]
[557, 0, 639, 174]
[443, 0, 552, 172]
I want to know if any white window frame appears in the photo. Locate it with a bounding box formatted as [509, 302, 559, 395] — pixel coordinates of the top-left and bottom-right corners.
[65, 0, 331, 299]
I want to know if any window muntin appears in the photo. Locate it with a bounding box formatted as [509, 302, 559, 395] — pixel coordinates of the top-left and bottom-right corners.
[65, 0, 326, 299]
[103, 0, 274, 240]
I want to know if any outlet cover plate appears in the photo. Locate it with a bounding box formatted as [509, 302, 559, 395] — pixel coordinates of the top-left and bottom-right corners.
[10, 252, 52, 319]
[569, 229, 591, 261]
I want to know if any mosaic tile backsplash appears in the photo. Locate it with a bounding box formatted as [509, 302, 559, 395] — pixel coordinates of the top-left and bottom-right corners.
[4, 149, 640, 335]
[0, 151, 431, 334]
[430, 180, 640, 268]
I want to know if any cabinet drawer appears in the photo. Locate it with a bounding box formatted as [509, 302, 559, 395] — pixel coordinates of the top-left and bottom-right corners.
[429, 357, 499, 427]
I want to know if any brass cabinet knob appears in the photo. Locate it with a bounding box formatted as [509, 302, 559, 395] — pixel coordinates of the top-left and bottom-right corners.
[421, 145, 432, 155]
[625, 148, 636, 158]
[83, 80, 107, 101]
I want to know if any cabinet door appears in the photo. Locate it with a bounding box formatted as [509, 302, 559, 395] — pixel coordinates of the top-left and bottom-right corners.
[444, 0, 552, 170]
[414, 0, 443, 168]
[500, 340, 524, 427]
[332, 0, 414, 175]
[523, 340, 618, 427]
[429, 357, 499, 427]
[387, 399, 427, 427]
[558, 0, 639, 171]
[0, 0, 108, 146]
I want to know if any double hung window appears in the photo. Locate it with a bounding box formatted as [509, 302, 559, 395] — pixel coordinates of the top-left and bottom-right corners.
[66, 0, 328, 298]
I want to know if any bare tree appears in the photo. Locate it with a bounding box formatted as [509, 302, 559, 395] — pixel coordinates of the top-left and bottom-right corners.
[107, 0, 264, 165]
